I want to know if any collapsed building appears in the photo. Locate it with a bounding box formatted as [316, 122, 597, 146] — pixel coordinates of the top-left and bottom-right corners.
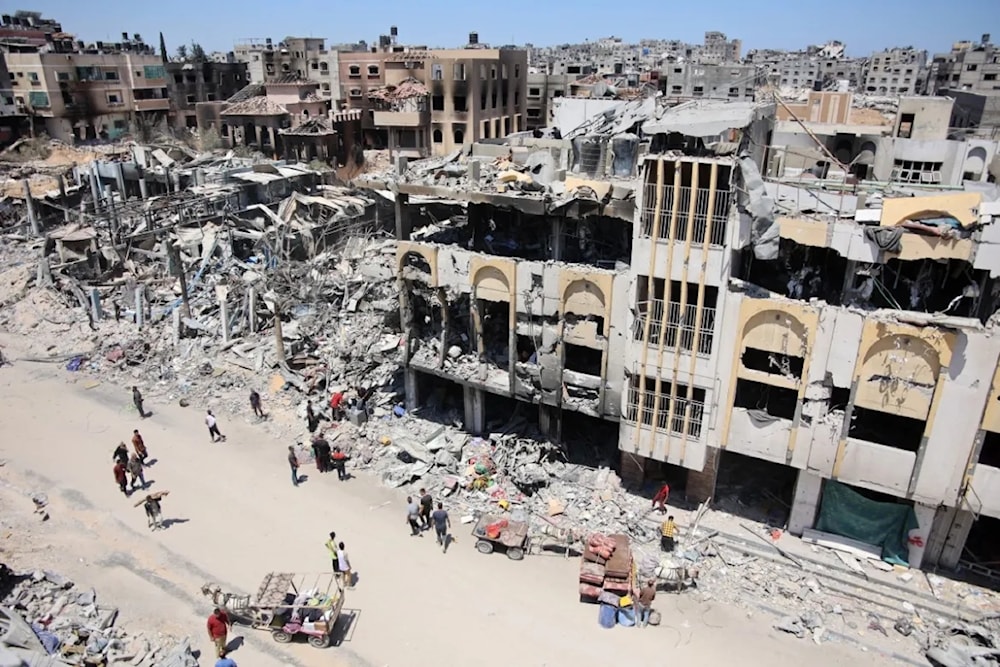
[360, 95, 1000, 577]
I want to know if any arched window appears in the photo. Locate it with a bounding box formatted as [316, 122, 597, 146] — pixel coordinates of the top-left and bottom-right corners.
[432, 128, 443, 143]
[454, 128, 464, 144]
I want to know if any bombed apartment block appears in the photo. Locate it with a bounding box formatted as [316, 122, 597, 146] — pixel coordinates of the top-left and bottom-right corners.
[360, 105, 648, 442]
[622, 95, 1000, 574]
[365, 92, 1000, 577]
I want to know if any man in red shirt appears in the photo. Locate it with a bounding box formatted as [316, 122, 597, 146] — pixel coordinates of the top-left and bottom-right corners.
[206, 607, 230, 657]
[652, 483, 670, 513]
[329, 391, 345, 420]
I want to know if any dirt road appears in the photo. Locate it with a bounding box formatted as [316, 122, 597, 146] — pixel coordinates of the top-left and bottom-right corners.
[0, 358, 876, 666]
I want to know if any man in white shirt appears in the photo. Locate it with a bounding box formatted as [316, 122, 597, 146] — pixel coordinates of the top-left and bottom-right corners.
[206, 410, 225, 442]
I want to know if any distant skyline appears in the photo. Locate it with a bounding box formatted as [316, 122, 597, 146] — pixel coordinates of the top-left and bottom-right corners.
[12, 0, 1000, 57]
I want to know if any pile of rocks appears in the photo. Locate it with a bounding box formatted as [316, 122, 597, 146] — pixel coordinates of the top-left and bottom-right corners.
[0, 565, 197, 667]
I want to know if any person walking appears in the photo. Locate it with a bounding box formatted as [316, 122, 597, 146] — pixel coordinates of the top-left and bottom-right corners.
[306, 400, 319, 433]
[287, 446, 300, 487]
[206, 410, 225, 442]
[132, 386, 145, 418]
[131, 429, 148, 465]
[249, 390, 264, 419]
[406, 497, 422, 536]
[418, 488, 433, 530]
[135, 491, 169, 530]
[431, 502, 451, 552]
[113, 442, 130, 466]
[636, 579, 657, 628]
[336, 542, 352, 588]
[331, 446, 347, 481]
[127, 453, 146, 491]
[113, 461, 128, 496]
[215, 650, 237, 667]
[206, 608, 230, 658]
[325, 532, 339, 573]
[651, 483, 670, 514]
[311, 437, 327, 473]
[660, 515, 677, 552]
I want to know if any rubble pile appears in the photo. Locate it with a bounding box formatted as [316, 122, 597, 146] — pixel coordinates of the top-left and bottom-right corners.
[0, 565, 197, 667]
[319, 411, 658, 548]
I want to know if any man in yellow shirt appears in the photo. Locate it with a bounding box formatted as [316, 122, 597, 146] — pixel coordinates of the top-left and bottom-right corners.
[660, 515, 676, 552]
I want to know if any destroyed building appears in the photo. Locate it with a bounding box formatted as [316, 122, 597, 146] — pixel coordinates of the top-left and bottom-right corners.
[359, 94, 1000, 578]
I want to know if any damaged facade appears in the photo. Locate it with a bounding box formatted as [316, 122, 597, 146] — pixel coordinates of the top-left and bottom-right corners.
[363, 93, 1000, 578]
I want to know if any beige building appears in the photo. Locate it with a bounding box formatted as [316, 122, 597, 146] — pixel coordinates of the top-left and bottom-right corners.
[233, 37, 343, 102]
[5, 48, 168, 142]
[339, 44, 527, 157]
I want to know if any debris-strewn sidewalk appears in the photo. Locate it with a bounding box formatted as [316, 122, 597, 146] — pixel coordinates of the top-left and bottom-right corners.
[0, 564, 198, 666]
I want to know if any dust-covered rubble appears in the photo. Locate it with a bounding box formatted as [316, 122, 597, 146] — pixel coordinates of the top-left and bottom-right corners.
[0, 564, 197, 667]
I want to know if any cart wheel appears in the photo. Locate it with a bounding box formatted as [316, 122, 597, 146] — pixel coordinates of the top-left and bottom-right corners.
[475, 540, 494, 554]
[308, 634, 331, 649]
[507, 547, 524, 561]
[271, 630, 293, 644]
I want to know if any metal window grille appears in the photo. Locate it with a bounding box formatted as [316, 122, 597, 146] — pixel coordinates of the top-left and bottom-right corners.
[632, 299, 715, 357]
[639, 183, 730, 246]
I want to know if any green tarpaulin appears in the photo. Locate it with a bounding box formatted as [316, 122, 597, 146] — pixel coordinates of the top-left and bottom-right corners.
[815, 480, 919, 565]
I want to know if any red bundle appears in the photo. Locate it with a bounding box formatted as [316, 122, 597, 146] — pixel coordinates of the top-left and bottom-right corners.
[579, 584, 602, 601]
[485, 519, 508, 539]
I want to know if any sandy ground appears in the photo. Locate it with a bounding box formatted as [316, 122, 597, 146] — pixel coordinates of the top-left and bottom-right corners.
[0, 354, 886, 667]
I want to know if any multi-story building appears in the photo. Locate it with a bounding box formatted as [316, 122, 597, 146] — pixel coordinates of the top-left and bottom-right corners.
[863, 46, 927, 95]
[526, 72, 568, 130]
[0, 10, 63, 48]
[167, 59, 248, 129]
[0, 50, 23, 144]
[658, 62, 762, 101]
[234, 36, 343, 102]
[775, 57, 866, 91]
[362, 95, 1000, 577]
[338, 32, 526, 157]
[3, 34, 169, 142]
[699, 31, 741, 65]
[926, 35, 1000, 95]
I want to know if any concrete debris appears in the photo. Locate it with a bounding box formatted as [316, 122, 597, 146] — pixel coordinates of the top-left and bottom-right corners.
[0, 563, 195, 666]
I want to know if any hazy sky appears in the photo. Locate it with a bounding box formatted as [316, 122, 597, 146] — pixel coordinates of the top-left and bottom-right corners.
[16, 0, 1000, 56]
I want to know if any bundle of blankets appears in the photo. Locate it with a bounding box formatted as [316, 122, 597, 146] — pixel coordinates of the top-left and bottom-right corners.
[578, 533, 632, 604]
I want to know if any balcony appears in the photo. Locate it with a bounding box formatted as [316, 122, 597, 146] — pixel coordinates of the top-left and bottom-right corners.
[134, 98, 170, 112]
[372, 109, 429, 127]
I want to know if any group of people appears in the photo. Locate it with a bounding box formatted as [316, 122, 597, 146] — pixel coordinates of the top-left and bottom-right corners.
[324, 532, 354, 588]
[111, 426, 168, 530]
[112, 431, 149, 495]
[406, 489, 452, 552]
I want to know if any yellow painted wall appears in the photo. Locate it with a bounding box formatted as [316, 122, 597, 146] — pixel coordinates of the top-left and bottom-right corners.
[890, 233, 974, 261]
[880, 191, 982, 228]
[777, 217, 830, 248]
[981, 362, 1000, 433]
[559, 270, 613, 337]
[470, 257, 516, 302]
[396, 241, 439, 287]
[852, 320, 954, 420]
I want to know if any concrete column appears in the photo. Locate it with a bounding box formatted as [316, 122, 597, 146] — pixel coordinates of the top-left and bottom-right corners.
[22, 180, 39, 236]
[115, 162, 127, 199]
[88, 169, 101, 209]
[394, 192, 412, 241]
[164, 167, 171, 194]
[619, 450, 648, 489]
[217, 286, 230, 344]
[89, 288, 103, 322]
[248, 287, 258, 333]
[787, 470, 824, 536]
[58, 175, 70, 222]
[135, 284, 145, 330]
[551, 216, 564, 261]
[138, 177, 148, 200]
[36, 257, 52, 287]
[538, 404, 561, 442]
[172, 308, 182, 344]
[938, 507, 975, 569]
[908, 502, 938, 569]
[686, 446, 721, 504]
[404, 368, 419, 411]
[464, 385, 485, 435]
[171, 171, 181, 193]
